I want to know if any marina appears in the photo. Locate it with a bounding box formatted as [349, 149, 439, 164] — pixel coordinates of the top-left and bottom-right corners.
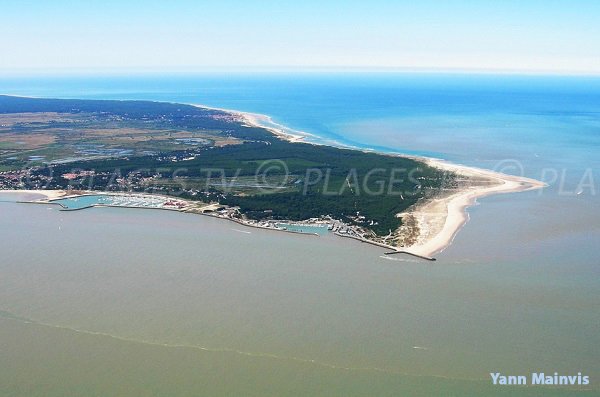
[48, 194, 188, 211]
[276, 222, 330, 235]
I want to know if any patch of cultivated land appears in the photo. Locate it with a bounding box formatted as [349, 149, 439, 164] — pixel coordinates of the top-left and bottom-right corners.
[0, 109, 243, 169]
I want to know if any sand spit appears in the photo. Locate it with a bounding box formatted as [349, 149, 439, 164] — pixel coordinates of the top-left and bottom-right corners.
[2, 103, 547, 259]
[398, 159, 546, 257]
[196, 103, 548, 258]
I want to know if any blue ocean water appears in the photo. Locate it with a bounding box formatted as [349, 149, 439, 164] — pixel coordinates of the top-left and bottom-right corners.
[1, 72, 599, 168]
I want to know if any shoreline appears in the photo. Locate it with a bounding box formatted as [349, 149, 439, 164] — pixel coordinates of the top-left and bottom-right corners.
[403, 158, 545, 257]
[203, 104, 546, 257]
[192, 104, 310, 143]
[0, 189, 67, 200]
[1, 100, 547, 259]
[1, 162, 544, 259]
[2, 189, 325, 237]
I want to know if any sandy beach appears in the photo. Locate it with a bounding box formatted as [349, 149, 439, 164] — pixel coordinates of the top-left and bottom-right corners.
[192, 104, 309, 143]
[0, 189, 67, 200]
[239, 112, 308, 143]
[397, 159, 546, 257]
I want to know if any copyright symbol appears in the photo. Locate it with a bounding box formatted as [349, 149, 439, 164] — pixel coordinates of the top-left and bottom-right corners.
[492, 159, 524, 177]
[255, 159, 289, 192]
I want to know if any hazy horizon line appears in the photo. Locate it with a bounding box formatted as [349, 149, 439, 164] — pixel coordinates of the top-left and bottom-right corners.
[2, 66, 600, 78]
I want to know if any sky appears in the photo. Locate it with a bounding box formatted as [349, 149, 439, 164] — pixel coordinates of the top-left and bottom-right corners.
[1, 0, 599, 75]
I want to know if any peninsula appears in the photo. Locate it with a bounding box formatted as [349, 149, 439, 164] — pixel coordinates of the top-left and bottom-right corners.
[0, 95, 544, 257]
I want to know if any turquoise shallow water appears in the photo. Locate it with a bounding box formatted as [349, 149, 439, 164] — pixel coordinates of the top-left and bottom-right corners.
[50, 195, 114, 209]
[0, 73, 599, 395]
[276, 223, 330, 235]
